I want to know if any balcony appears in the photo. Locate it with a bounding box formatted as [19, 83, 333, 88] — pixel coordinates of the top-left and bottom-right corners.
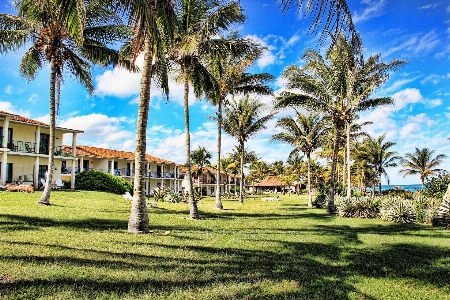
[3, 140, 71, 157]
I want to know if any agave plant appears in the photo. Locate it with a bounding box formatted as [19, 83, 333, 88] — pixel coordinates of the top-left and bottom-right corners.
[336, 196, 380, 218]
[380, 196, 416, 224]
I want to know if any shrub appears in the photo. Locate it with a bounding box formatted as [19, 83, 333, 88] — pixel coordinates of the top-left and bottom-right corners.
[336, 196, 381, 218]
[63, 180, 71, 189]
[384, 189, 415, 199]
[379, 196, 416, 224]
[75, 170, 132, 195]
[313, 182, 345, 209]
[424, 173, 450, 199]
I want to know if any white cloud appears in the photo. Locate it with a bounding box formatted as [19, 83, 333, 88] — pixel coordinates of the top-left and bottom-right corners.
[384, 37, 417, 57]
[421, 74, 442, 85]
[418, 4, 437, 9]
[28, 93, 39, 104]
[58, 114, 135, 149]
[353, 0, 387, 23]
[0, 101, 31, 117]
[384, 76, 420, 93]
[95, 67, 142, 98]
[428, 98, 442, 107]
[414, 31, 440, 55]
[35, 114, 50, 124]
[4, 85, 12, 94]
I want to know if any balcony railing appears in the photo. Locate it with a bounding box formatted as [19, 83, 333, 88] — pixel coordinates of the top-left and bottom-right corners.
[108, 168, 134, 177]
[3, 140, 71, 157]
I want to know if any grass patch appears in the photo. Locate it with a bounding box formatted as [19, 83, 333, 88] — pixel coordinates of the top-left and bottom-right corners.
[0, 191, 449, 299]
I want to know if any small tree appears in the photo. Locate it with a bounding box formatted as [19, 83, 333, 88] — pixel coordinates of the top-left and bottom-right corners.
[223, 96, 274, 204]
[400, 147, 447, 190]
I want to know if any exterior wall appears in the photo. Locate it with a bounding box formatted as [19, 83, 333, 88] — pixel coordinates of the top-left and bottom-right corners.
[0, 123, 64, 151]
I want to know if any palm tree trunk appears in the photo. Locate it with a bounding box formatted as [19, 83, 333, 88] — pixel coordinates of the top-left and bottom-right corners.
[327, 127, 340, 214]
[183, 63, 199, 219]
[128, 37, 151, 234]
[38, 59, 57, 205]
[307, 153, 312, 208]
[215, 99, 223, 209]
[239, 141, 245, 204]
[379, 173, 382, 196]
[346, 123, 351, 199]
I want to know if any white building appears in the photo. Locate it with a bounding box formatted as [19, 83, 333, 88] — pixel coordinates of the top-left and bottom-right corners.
[0, 110, 81, 188]
[62, 145, 183, 194]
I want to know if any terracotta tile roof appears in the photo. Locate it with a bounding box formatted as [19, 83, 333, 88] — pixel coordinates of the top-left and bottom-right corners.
[180, 166, 239, 177]
[250, 175, 284, 187]
[63, 145, 177, 164]
[0, 110, 83, 132]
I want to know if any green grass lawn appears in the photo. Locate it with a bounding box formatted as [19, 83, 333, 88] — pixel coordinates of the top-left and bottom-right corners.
[0, 191, 449, 299]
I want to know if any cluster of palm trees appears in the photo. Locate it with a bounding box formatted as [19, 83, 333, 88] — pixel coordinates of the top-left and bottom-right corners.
[275, 32, 407, 213]
[1, 0, 360, 232]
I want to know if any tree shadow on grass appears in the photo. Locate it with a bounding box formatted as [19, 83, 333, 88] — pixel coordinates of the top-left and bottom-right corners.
[0, 214, 128, 231]
[2, 237, 448, 299]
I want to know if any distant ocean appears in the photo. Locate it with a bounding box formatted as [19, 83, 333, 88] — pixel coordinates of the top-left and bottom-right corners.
[367, 184, 422, 192]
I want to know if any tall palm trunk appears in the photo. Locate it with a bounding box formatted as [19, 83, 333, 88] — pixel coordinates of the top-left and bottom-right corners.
[38, 58, 57, 205]
[327, 126, 341, 214]
[183, 63, 200, 219]
[239, 140, 245, 204]
[128, 38, 152, 234]
[346, 122, 351, 199]
[215, 99, 223, 209]
[307, 153, 312, 208]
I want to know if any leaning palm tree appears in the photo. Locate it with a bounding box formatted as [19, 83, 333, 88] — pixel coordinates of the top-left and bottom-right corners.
[359, 135, 401, 195]
[271, 113, 328, 207]
[191, 145, 212, 197]
[118, 0, 177, 233]
[171, 0, 246, 219]
[400, 147, 447, 190]
[223, 96, 274, 204]
[207, 41, 274, 209]
[0, 0, 129, 205]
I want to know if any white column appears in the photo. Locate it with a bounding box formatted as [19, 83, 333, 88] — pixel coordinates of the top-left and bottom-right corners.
[80, 156, 84, 172]
[2, 116, 9, 148]
[1, 151, 7, 186]
[72, 133, 77, 157]
[110, 159, 114, 175]
[161, 164, 164, 187]
[35, 126, 41, 154]
[34, 156, 39, 187]
[71, 159, 76, 189]
[71, 132, 77, 188]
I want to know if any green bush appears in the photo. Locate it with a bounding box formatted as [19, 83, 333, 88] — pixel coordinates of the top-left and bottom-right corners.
[336, 196, 381, 218]
[63, 180, 71, 189]
[384, 188, 415, 199]
[313, 182, 345, 208]
[424, 173, 450, 199]
[75, 170, 132, 195]
[378, 194, 438, 224]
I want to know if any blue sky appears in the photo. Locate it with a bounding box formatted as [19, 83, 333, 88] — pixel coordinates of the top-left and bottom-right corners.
[1, 0, 449, 184]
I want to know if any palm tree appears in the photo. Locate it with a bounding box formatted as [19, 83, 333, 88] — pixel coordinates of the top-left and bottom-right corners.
[223, 96, 274, 204]
[171, 0, 246, 219]
[279, 0, 355, 45]
[191, 145, 212, 197]
[359, 135, 401, 195]
[271, 113, 327, 207]
[207, 42, 274, 209]
[286, 152, 305, 194]
[0, 0, 128, 205]
[220, 156, 234, 194]
[328, 33, 406, 199]
[112, 0, 176, 233]
[400, 148, 447, 190]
